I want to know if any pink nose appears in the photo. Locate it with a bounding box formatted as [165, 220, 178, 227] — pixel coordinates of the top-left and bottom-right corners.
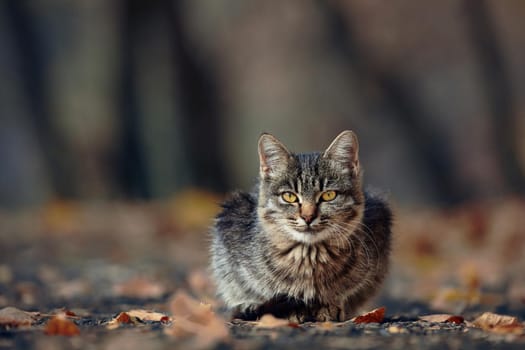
[301, 214, 315, 225]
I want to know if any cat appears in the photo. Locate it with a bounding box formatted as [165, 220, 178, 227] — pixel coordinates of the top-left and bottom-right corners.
[210, 130, 392, 322]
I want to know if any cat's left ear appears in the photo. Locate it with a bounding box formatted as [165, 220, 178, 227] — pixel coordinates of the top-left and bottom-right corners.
[323, 130, 360, 177]
[258, 133, 292, 179]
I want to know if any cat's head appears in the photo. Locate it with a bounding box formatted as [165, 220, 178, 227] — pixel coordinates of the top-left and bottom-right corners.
[257, 131, 365, 244]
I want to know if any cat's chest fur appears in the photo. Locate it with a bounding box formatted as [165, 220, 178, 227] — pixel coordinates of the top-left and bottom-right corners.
[264, 234, 361, 302]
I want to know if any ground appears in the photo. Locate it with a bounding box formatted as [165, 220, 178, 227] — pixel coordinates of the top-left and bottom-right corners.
[1, 191, 524, 349]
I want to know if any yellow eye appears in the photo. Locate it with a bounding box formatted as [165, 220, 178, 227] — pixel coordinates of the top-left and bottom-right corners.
[281, 192, 298, 203]
[321, 190, 337, 202]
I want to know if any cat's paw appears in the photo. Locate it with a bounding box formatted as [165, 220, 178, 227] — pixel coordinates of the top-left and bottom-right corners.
[313, 305, 340, 322]
[232, 304, 261, 321]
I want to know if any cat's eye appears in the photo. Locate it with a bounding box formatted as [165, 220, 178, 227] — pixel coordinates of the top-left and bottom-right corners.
[320, 190, 337, 202]
[281, 192, 298, 203]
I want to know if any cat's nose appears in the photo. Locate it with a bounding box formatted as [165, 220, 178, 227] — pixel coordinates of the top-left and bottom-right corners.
[301, 214, 316, 225]
[300, 203, 317, 225]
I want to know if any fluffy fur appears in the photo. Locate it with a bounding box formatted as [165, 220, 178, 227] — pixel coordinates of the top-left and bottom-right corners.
[210, 131, 392, 322]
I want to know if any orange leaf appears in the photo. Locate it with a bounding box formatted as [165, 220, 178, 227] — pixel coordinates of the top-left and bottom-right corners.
[44, 314, 80, 336]
[446, 316, 465, 325]
[115, 312, 133, 324]
[352, 307, 386, 324]
[419, 314, 464, 324]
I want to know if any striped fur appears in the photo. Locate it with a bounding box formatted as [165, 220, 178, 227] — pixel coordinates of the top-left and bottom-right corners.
[211, 131, 392, 322]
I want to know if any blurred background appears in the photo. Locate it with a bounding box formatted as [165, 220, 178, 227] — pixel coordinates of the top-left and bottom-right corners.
[1, 0, 524, 208]
[0, 0, 525, 319]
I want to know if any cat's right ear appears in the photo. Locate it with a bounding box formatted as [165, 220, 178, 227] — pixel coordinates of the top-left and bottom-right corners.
[323, 130, 360, 177]
[258, 133, 291, 179]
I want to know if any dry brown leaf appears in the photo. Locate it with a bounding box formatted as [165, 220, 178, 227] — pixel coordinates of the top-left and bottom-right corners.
[106, 312, 132, 330]
[0, 307, 39, 327]
[44, 313, 80, 336]
[106, 311, 162, 330]
[165, 291, 229, 347]
[112, 276, 166, 299]
[255, 314, 293, 329]
[352, 307, 386, 324]
[127, 309, 170, 323]
[419, 314, 464, 324]
[473, 312, 524, 334]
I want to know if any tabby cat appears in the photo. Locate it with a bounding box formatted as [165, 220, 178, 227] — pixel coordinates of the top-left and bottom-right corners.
[211, 131, 392, 322]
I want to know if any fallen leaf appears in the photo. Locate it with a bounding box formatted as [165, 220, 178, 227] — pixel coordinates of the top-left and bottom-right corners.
[106, 312, 133, 330]
[127, 309, 170, 323]
[50, 308, 80, 319]
[419, 314, 464, 324]
[115, 312, 134, 324]
[0, 307, 38, 327]
[444, 316, 465, 325]
[165, 291, 229, 347]
[472, 312, 524, 334]
[106, 311, 163, 330]
[352, 307, 386, 324]
[44, 313, 80, 336]
[112, 276, 166, 299]
[255, 314, 293, 329]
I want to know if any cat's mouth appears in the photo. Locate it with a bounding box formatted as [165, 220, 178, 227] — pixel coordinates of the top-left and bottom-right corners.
[283, 225, 332, 244]
[293, 225, 324, 234]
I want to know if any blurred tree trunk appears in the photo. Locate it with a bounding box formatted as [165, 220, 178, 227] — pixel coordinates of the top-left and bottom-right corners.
[317, 0, 467, 205]
[116, 0, 227, 198]
[168, 0, 227, 192]
[116, 0, 150, 198]
[5, 0, 76, 198]
[464, 0, 525, 195]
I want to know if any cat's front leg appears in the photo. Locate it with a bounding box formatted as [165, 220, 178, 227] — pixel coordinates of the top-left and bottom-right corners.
[313, 304, 343, 322]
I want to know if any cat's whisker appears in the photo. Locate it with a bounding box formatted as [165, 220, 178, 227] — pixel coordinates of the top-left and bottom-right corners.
[330, 220, 383, 273]
[328, 221, 372, 269]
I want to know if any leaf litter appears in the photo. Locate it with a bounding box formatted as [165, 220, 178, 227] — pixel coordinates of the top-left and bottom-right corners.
[2, 196, 525, 347]
[165, 290, 229, 347]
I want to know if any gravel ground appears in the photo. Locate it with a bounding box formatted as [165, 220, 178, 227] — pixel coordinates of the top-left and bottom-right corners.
[2, 311, 524, 350]
[1, 200, 525, 349]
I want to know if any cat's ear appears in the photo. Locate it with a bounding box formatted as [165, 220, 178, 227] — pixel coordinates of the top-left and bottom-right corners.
[323, 130, 360, 177]
[258, 133, 292, 179]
